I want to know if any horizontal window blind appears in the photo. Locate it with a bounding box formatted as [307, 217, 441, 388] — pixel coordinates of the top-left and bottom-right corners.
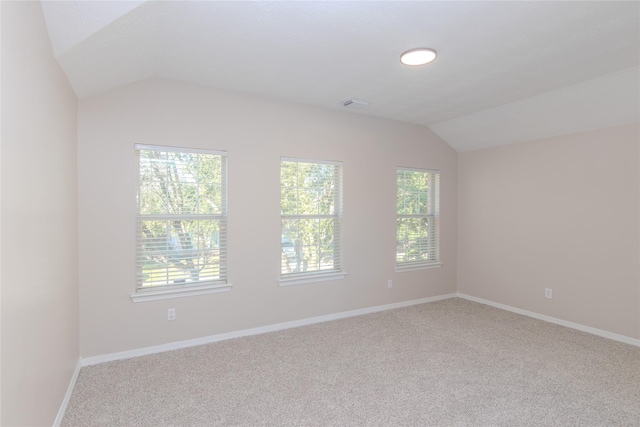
[136, 146, 227, 291]
[396, 168, 440, 268]
[281, 158, 343, 279]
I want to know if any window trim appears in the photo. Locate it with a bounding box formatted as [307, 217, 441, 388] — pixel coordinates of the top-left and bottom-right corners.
[131, 282, 232, 303]
[132, 144, 230, 302]
[279, 271, 347, 287]
[280, 157, 345, 284]
[395, 262, 443, 273]
[396, 167, 441, 271]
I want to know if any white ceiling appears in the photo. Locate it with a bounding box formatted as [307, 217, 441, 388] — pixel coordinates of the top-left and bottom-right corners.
[41, 1, 640, 152]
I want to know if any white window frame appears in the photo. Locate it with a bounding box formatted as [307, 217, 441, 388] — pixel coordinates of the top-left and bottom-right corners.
[396, 167, 442, 272]
[279, 157, 346, 286]
[132, 144, 231, 302]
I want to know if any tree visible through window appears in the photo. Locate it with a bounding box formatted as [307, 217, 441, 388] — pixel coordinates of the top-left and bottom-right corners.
[396, 168, 440, 269]
[280, 158, 342, 278]
[136, 145, 227, 291]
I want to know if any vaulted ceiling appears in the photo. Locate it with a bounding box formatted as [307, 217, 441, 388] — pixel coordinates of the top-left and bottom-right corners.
[41, 1, 640, 151]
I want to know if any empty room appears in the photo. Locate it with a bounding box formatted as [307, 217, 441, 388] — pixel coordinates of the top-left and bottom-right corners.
[1, 1, 639, 426]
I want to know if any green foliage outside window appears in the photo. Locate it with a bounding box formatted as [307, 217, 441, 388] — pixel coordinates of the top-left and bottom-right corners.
[281, 160, 341, 276]
[137, 148, 226, 289]
[397, 169, 439, 265]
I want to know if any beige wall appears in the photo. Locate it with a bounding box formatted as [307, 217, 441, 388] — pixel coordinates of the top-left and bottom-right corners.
[78, 78, 458, 358]
[458, 123, 640, 339]
[1, 1, 79, 426]
[0, 2, 635, 421]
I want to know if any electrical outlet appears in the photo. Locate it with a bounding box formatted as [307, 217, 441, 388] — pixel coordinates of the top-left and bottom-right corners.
[545, 288, 552, 299]
[387, 280, 393, 288]
[168, 308, 176, 320]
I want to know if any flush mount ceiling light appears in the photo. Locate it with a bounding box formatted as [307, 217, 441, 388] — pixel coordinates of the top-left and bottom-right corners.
[400, 48, 437, 66]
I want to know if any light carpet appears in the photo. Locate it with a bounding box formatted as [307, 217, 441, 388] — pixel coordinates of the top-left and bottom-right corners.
[62, 298, 640, 426]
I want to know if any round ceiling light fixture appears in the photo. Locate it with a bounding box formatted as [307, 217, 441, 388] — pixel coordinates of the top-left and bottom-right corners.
[400, 48, 437, 66]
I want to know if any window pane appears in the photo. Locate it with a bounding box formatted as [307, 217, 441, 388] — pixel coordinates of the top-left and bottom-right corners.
[280, 161, 337, 215]
[397, 170, 429, 215]
[138, 219, 223, 287]
[139, 151, 169, 215]
[139, 150, 224, 216]
[197, 155, 223, 215]
[139, 179, 166, 215]
[173, 183, 198, 215]
[281, 158, 342, 278]
[281, 218, 337, 274]
[280, 161, 298, 185]
[137, 147, 227, 290]
[397, 169, 439, 267]
[280, 187, 298, 215]
[419, 191, 428, 214]
[396, 217, 430, 263]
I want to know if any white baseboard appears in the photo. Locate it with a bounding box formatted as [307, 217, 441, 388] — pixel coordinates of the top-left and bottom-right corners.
[457, 293, 640, 348]
[53, 360, 81, 427]
[81, 293, 458, 366]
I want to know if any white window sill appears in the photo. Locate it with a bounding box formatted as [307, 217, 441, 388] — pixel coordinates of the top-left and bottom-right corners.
[279, 272, 347, 287]
[396, 262, 443, 273]
[131, 283, 232, 303]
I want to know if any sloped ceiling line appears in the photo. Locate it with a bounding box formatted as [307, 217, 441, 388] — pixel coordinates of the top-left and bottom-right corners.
[41, 1, 640, 152]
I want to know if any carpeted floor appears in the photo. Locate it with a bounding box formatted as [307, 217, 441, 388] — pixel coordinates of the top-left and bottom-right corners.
[62, 298, 640, 426]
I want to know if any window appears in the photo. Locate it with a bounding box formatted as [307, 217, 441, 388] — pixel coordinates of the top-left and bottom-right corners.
[280, 158, 345, 285]
[133, 145, 229, 301]
[396, 168, 441, 270]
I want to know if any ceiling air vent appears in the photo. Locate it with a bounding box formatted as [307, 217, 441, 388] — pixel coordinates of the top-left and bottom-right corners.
[340, 98, 370, 109]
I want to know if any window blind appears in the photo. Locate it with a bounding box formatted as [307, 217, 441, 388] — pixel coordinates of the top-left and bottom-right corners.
[135, 144, 227, 291]
[396, 168, 440, 269]
[280, 158, 343, 279]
